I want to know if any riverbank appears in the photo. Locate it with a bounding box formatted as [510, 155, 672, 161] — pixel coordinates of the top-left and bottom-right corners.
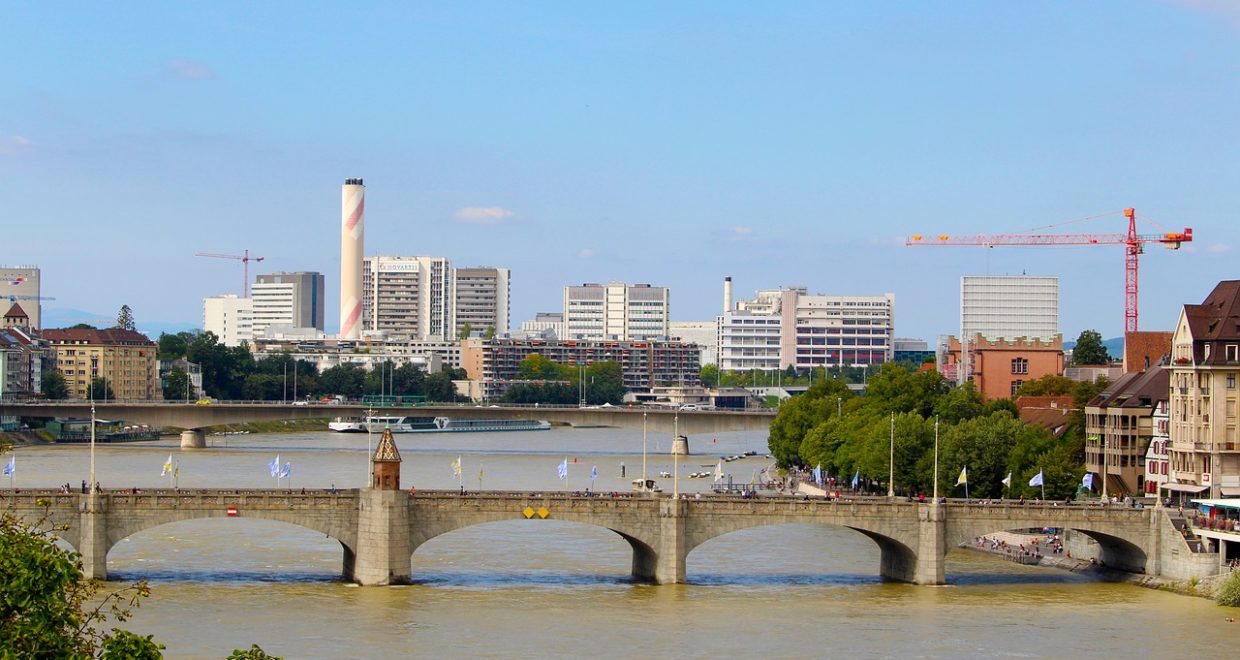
[961, 530, 1229, 601]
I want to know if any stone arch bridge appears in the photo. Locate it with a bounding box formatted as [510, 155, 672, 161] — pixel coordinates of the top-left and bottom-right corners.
[0, 489, 1207, 585]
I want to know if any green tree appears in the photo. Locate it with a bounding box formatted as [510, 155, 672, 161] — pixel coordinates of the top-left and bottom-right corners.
[938, 412, 1027, 498]
[1071, 329, 1111, 365]
[458, 322, 472, 339]
[157, 331, 191, 360]
[425, 371, 458, 402]
[116, 305, 135, 331]
[700, 364, 720, 388]
[68, 323, 96, 330]
[227, 644, 282, 659]
[584, 361, 627, 404]
[768, 379, 852, 467]
[1215, 569, 1240, 607]
[932, 381, 984, 424]
[0, 512, 162, 658]
[484, 326, 496, 340]
[318, 364, 366, 398]
[243, 373, 285, 400]
[163, 366, 191, 401]
[41, 371, 69, 400]
[517, 354, 567, 381]
[89, 378, 114, 401]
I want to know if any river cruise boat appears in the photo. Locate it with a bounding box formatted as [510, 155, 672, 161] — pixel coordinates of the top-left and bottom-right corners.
[332, 415, 551, 433]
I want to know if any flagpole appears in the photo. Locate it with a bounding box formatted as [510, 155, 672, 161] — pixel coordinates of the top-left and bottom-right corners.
[89, 399, 96, 494]
[673, 412, 680, 499]
[642, 412, 647, 491]
[932, 416, 939, 501]
[964, 468, 969, 501]
[366, 406, 374, 487]
[1041, 468, 1045, 501]
[888, 411, 895, 497]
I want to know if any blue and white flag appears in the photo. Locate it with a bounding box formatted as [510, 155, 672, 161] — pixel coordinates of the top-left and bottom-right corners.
[269, 455, 281, 478]
[1029, 470, 1044, 487]
[590, 465, 598, 481]
[557, 458, 568, 481]
[1082, 473, 1094, 491]
[851, 470, 860, 490]
[2, 456, 13, 476]
[280, 462, 291, 479]
[813, 464, 823, 486]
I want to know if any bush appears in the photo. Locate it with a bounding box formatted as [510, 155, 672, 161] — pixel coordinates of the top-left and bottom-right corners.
[1216, 570, 1240, 607]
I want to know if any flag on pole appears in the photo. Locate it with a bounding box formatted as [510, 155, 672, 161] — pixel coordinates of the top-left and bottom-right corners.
[2, 456, 13, 476]
[590, 465, 598, 481]
[269, 455, 281, 478]
[174, 461, 180, 478]
[1082, 473, 1094, 491]
[161, 454, 174, 477]
[1001, 472, 1012, 488]
[1029, 470, 1044, 487]
[557, 458, 568, 480]
[478, 465, 485, 481]
[956, 466, 968, 486]
[451, 456, 462, 478]
[714, 460, 725, 483]
[813, 464, 823, 486]
[280, 462, 291, 479]
[851, 470, 860, 490]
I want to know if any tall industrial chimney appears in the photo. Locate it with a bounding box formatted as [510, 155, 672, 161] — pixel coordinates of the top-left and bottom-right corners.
[723, 276, 733, 313]
[340, 178, 365, 340]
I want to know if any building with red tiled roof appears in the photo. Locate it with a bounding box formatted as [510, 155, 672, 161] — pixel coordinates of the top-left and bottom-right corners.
[42, 327, 161, 400]
[1124, 330, 1172, 373]
[1085, 367, 1169, 497]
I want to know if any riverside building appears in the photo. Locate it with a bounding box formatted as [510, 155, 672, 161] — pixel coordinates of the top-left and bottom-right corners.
[251, 271, 325, 336]
[563, 282, 670, 341]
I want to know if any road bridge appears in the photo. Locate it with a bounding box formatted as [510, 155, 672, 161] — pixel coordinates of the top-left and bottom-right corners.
[1, 489, 1215, 586]
[0, 401, 776, 447]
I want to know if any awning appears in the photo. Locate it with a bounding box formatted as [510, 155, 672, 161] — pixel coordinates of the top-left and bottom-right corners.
[1161, 482, 1209, 493]
[1220, 487, 1240, 497]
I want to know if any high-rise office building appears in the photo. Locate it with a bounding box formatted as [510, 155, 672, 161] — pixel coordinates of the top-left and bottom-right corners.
[960, 275, 1059, 343]
[363, 256, 455, 340]
[454, 267, 509, 338]
[1, 265, 41, 330]
[252, 271, 325, 337]
[203, 295, 254, 347]
[563, 282, 669, 341]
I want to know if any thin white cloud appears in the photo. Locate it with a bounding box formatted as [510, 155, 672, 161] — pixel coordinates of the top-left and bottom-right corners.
[578, 248, 595, 258]
[12, 135, 30, 146]
[723, 226, 755, 242]
[1207, 243, 1231, 254]
[167, 58, 216, 80]
[1165, 0, 1240, 31]
[0, 134, 34, 157]
[453, 206, 516, 224]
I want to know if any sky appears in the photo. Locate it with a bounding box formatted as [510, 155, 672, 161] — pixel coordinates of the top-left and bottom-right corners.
[3, 1, 1238, 342]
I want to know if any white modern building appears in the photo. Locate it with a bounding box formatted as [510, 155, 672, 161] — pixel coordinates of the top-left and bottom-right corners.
[961, 275, 1059, 342]
[455, 267, 510, 338]
[251, 271, 325, 338]
[518, 312, 565, 339]
[716, 310, 783, 371]
[563, 282, 670, 341]
[203, 295, 254, 347]
[670, 321, 717, 365]
[1, 265, 41, 330]
[363, 256, 455, 341]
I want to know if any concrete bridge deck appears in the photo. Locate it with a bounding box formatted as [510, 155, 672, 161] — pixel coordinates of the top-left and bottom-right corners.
[3, 488, 1214, 587]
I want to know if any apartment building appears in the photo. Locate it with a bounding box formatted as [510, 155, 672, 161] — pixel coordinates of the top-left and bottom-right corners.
[42, 328, 161, 400]
[455, 267, 510, 338]
[1084, 367, 1168, 497]
[563, 282, 670, 341]
[1167, 280, 1240, 499]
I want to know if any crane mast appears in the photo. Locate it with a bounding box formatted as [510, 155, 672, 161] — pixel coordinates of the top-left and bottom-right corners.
[195, 249, 266, 297]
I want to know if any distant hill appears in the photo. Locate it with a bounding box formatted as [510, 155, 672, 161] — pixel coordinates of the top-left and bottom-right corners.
[1063, 336, 1125, 360]
[41, 307, 198, 338]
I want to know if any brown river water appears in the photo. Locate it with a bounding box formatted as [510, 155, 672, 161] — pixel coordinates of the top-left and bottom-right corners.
[8, 427, 1240, 658]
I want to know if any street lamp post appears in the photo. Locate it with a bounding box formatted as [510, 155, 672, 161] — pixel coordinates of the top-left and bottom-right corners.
[642, 411, 648, 490]
[366, 406, 375, 486]
[888, 411, 895, 498]
[89, 399, 96, 494]
[673, 412, 680, 498]
[933, 416, 940, 501]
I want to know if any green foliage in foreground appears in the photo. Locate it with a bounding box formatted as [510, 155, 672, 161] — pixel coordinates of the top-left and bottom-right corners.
[226, 645, 282, 659]
[0, 512, 160, 658]
[1216, 570, 1240, 607]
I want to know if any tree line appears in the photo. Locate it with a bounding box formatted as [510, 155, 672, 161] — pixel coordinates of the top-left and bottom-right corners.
[769, 362, 1107, 500]
[497, 354, 627, 405]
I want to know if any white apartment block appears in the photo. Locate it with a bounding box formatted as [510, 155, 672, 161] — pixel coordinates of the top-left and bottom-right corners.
[563, 282, 669, 341]
[670, 321, 717, 366]
[716, 287, 894, 371]
[518, 312, 565, 339]
[363, 256, 455, 341]
[203, 295, 254, 347]
[780, 289, 894, 369]
[961, 275, 1059, 342]
[251, 272, 324, 337]
[455, 267, 510, 337]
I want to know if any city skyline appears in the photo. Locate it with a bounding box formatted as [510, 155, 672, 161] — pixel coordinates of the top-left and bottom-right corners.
[4, 2, 1239, 341]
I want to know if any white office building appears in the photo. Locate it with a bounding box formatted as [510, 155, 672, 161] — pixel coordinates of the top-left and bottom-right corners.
[363, 256, 455, 341]
[251, 271, 325, 338]
[960, 275, 1059, 342]
[1, 265, 41, 330]
[455, 267, 510, 338]
[670, 321, 718, 365]
[203, 295, 254, 347]
[563, 282, 669, 341]
[716, 311, 783, 371]
[518, 312, 565, 339]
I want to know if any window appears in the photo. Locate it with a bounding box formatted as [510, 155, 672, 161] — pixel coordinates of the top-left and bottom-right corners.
[1011, 379, 1024, 396]
[1229, 374, 1236, 389]
[1229, 345, 1239, 362]
[1011, 357, 1028, 374]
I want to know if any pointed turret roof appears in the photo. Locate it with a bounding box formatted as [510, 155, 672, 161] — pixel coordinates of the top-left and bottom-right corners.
[4, 302, 28, 319]
[372, 428, 402, 462]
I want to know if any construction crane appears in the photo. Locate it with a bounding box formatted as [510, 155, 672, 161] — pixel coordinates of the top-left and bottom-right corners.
[195, 249, 266, 297]
[907, 208, 1192, 333]
[7, 295, 56, 303]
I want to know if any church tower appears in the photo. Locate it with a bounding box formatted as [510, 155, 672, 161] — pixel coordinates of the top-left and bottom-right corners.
[372, 427, 401, 490]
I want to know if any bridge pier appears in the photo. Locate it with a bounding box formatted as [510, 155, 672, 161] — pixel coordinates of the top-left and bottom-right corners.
[79, 494, 109, 580]
[179, 429, 207, 449]
[351, 489, 411, 586]
[653, 498, 688, 584]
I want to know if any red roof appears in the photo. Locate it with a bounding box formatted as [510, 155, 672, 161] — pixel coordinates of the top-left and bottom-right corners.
[42, 327, 155, 346]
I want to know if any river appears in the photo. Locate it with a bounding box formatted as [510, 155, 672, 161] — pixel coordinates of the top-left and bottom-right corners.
[8, 427, 1239, 658]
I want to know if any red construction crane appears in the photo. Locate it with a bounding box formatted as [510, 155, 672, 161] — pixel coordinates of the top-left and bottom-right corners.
[195, 249, 266, 297]
[907, 208, 1192, 333]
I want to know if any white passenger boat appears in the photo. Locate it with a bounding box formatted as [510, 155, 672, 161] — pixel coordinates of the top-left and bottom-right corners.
[328, 416, 367, 432]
